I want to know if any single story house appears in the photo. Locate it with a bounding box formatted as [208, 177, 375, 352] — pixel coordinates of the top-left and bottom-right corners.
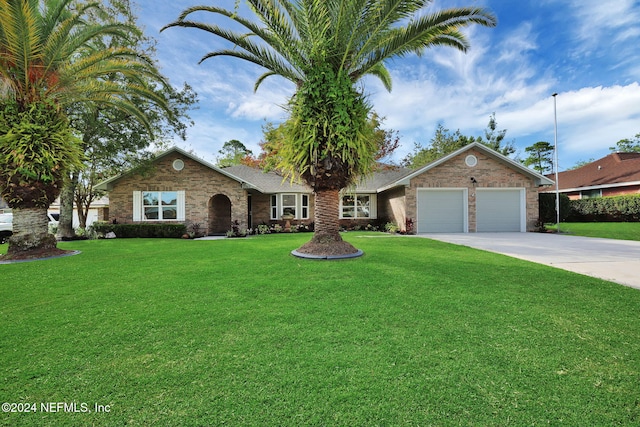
[543, 152, 640, 200]
[95, 143, 553, 234]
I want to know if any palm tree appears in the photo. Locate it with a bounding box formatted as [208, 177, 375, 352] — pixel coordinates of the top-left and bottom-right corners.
[0, 0, 171, 258]
[163, 0, 496, 256]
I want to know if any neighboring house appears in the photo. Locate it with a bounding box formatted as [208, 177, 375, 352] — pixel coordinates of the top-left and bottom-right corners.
[544, 153, 640, 200]
[95, 143, 553, 234]
[48, 196, 110, 229]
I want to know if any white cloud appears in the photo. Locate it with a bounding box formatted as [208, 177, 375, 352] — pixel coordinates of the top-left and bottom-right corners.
[568, 0, 639, 45]
[138, 0, 640, 171]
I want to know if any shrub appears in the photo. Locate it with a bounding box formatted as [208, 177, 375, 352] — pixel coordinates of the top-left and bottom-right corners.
[256, 224, 270, 235]
[384, 222, 399, 233]
[539, 193, 571, 223]
[568, 194, 640, 222]
[226, 220, 247, 238]
[91, 222, 187, 238]
[404, 218, 415, 234]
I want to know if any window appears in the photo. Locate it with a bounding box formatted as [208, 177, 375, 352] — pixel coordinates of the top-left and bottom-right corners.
[581, 189, 601, 199]
[302, 195, 309, 219]
[143, 191, 177, 220]
[465, 155, 478, 167]
[270, 194, 310, 220]
[172, 159, 184, 171]
[282, 194, 296, 217]
[271, 195, 278, 219]
[340, 194, 376, 219]
[133, 191, 185, 221]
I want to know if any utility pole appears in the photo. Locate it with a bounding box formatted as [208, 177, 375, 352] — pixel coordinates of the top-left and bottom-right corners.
[552, 93, 560, 233]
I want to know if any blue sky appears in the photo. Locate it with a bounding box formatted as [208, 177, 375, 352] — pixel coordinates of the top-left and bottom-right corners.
[135, 0, 640, 171]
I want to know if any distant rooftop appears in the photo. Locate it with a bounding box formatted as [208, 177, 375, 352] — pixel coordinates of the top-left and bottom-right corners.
[552, 152, 640, 190]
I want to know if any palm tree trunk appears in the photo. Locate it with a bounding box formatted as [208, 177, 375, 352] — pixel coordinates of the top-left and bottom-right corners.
[295, 188, 360, 256]
[311, 188, 342, 243]
[7, 207, 57, 255]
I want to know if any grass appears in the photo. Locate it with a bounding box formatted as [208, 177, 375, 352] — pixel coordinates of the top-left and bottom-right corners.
[547, 222, 640, 241]
[1, 234, 639, 426]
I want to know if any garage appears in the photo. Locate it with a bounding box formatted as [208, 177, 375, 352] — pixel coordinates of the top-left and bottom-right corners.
[417, 189, 467, 233]
[476, 189, 524, 232]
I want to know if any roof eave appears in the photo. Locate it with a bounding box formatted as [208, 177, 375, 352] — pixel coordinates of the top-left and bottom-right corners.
[379, 142, 554, 189]
[94, 146, 256, 191]
[542, 180, 640, 193]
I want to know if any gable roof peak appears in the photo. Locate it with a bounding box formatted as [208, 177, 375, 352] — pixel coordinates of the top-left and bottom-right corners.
[378, 141, 554, 191]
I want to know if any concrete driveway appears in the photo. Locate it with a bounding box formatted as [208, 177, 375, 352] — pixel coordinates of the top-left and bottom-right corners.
[419, 232, 640, 290]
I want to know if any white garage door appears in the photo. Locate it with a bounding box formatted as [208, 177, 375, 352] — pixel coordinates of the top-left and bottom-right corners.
[417, 189, 466, 233]
[476, 189, 524, 232]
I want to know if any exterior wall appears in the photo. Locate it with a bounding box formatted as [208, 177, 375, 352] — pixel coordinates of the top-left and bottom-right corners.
[565, 191, 580, 200]
[250, 193, 271, 227]
[98, 207, 109, 222]
[560, 185, 640, 200]
[378, 186, 407, 231]
[250, 192, 315, 230]
[108, 152, 248, 234]
[602, 185, 640, 197]
[406, 148, 541, 232]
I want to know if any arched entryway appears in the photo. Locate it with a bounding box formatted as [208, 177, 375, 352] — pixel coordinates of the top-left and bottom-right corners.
[208, 194, 231, 235]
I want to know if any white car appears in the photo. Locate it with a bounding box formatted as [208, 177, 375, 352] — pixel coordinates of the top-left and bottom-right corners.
[0, 212, 59, 244]
[0, 213, 12, 244]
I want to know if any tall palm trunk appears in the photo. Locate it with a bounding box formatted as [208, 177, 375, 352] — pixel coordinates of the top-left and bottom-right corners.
[8, 207, 57, 255]
[310, 188, 341, 243]
[295, 188, 358, 256]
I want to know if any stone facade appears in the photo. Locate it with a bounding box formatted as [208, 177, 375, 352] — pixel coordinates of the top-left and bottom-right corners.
[108, 151, 248, 234]
[101, 144, 550, 235]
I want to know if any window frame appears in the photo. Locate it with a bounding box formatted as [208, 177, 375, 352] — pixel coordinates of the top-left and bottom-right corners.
[133, 190, 185, 222]
[270, 193, 310, 220]
[340, 193, 377, 219]
[580, 189, 602, 199]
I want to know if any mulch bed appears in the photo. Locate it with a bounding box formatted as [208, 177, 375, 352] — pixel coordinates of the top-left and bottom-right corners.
[0, 247, 77, 263]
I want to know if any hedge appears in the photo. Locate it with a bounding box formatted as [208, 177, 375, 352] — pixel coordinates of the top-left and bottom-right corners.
[568, 194, 640, 222]
[91, 223, 187, 238]
[538, 193, 571, 223]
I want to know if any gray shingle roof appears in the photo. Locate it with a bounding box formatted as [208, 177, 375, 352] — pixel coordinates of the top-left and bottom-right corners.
[226, 164, 413, 193]
[350, 167, 413, 192]
[224, 165, 311, 193]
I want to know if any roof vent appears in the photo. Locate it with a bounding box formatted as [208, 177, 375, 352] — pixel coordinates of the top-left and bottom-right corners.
[597, 165, 602, 170]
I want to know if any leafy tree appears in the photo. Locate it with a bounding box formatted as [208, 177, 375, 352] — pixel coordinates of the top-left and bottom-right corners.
[56, 0, 197, 239]
[163, 0, 495, 256]
[403, 124, 477, 168]
[253, 115, 400, 170]
[0, 0, 171, 257]
[371, 114, 401, 166]
[522, 141, 554, 174]
[478, 113, 515, 156]
[217, 140, 254, 168]
[403, 114, 513, 169]
[610, 133, 640, 153]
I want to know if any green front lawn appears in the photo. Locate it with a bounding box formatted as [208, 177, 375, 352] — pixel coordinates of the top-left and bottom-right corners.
[548, 222, 640, 241]
[1, 235, 639, 426]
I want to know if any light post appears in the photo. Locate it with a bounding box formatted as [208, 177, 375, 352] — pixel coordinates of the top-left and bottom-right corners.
[552, 93, 560, 233]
